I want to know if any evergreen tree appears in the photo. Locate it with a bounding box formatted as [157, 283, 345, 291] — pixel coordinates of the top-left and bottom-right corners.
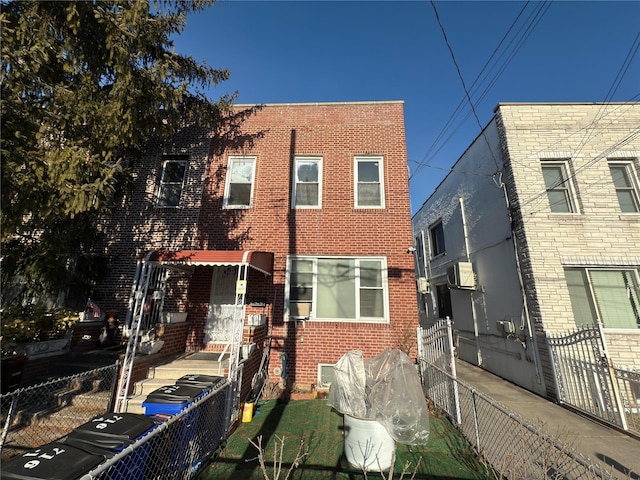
[1, 1, 238, 306]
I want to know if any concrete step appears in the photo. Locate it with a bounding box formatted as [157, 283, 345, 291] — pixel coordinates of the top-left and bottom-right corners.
[133, 378, 177, 396]
[150, 358, 229, 380]
[125, 394, 146, 415]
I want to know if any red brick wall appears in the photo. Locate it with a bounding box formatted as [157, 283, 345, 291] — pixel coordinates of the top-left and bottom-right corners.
[196, 102, 418, 387]
[93, 102, 419, 389]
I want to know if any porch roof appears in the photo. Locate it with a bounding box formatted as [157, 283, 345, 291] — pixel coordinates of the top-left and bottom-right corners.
[146, 250, 274, 275]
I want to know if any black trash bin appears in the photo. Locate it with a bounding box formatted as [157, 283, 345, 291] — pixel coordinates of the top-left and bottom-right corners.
[1, 355, 27, 394]
[64, 412, 158, 480]
[2, 441, 105, 480]
[175, 374, 226, 392]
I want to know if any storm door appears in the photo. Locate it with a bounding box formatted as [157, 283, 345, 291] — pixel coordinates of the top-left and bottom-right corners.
[204, 266, 238, 344]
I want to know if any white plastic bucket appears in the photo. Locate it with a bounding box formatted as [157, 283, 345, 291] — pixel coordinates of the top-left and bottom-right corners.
[343, 414, 396, 472]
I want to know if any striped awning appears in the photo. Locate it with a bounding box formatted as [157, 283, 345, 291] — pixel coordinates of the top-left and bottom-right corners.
[146, 250, 274, 275]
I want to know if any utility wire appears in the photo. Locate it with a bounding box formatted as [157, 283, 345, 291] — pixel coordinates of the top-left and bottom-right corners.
[411, 1, 551, 181]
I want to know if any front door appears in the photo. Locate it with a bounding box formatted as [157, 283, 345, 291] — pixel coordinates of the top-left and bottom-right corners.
[204, 266, 238, 344]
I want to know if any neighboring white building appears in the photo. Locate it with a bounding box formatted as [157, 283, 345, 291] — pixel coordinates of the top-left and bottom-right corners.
[413, 102, 640, 398]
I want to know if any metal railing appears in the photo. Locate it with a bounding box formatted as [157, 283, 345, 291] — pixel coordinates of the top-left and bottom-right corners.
[547, 323, 640, 436]
[1, 363, 118, 460]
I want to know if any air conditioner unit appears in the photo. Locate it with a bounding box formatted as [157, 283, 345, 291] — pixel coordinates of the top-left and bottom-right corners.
[447, 261, 475, 288]
[417, 277, 430, 294]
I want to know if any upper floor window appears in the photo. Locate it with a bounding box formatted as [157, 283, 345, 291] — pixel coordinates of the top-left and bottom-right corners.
[292, 156, 322, 208]
[355, 156, 385, 208]
[285, 255, 389, 323]
[541, 160, 578, 213]
[224, 156, 256, 208]
[429, 220, 445, 258]
[157, 156, 187, 207]
[565, 268, 640, 329]
[608, 160, 640, 213]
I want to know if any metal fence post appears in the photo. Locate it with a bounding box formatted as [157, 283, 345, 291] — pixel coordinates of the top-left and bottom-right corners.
[471, 390, 481, 452]
[0, 392, 19, 449]
[596, 321, 628, 431]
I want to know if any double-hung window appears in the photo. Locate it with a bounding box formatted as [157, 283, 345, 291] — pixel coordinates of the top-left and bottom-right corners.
[429, 220, 445, 258]
[157, 156, 187, 207]
[608, 160, 640, 213]
[292, 156, 322, 208]
[355, 156, 385, 208]
[541, 159, 577, 213]
[224, 156, 256, 208]
[286, 256, 389, 323]
[565, 267, 640, 329]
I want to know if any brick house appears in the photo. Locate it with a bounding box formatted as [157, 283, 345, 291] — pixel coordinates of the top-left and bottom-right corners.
[412, 102, 640, 399]
[95, 101, 419, 392]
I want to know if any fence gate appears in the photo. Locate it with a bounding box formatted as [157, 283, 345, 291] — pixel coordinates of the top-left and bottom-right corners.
[546, 323, 628, 431]
[416, 318, 461, 423]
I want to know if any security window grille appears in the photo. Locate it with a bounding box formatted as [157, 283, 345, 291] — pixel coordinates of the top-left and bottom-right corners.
[565, 268, 640, 329]
[224, 156, 256, 208]
[286, 256, 388, 323]
[293, 157, 322, 208]
[157, 158, 187, 207]
[355, 156, 385, 207]
[609, 161, 640, 213]
[541, 160, 576, 213]
[430, 221, 445, 257]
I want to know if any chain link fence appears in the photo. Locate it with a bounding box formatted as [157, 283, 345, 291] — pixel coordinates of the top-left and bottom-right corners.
[418, 322, 618, 479]
[76, 381, 230, 480]
[452, 377, 615, 479]
[1, 363, 118, 461]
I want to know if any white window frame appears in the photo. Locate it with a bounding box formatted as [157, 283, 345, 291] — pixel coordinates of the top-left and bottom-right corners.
[565, 267, 640, 330]
[608, 160, 640, 214]
[540, 159, 579, 214]
[223, 155, 256, 209]
[354, 156, 385, 208]
[284, 255, 390, 323]
[156, 156, 187, 208]
[292, 156, 322, 209]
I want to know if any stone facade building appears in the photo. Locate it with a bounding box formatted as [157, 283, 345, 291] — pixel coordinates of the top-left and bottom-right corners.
[412, 102, 640, 398]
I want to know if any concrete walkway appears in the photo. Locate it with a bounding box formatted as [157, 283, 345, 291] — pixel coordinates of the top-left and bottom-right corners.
[454, 361, 639, 479]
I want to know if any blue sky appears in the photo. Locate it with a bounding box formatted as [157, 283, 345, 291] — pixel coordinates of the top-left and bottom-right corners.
[172, 1, 640, 214]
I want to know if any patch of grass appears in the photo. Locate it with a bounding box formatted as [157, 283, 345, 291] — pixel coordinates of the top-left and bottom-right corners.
[197, 399, 492, 480]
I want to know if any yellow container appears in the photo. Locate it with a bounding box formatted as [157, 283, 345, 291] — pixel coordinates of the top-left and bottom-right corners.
[242, 402, 254, 423]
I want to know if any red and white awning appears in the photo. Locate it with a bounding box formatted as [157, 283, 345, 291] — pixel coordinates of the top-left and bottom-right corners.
[146, 250, 274, 275]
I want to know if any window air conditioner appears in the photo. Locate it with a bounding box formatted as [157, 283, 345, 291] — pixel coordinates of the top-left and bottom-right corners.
[447, 261, 476, 288]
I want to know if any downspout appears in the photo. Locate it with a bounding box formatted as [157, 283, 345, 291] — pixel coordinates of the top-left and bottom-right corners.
[499, 176, 543, 385]
[460, 198, 482, 366]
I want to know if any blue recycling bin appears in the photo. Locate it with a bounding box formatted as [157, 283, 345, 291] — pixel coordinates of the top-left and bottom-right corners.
[64, 413, 158, 480]
[2, 441, 105, 480]
[142, 384, 208, 416]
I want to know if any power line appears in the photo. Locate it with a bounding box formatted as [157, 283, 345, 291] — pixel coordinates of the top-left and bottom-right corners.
[410, 1, 551, 181]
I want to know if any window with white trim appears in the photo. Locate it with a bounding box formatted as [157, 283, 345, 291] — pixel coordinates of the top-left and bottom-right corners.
[608, 160, 640, 213]
[292, 156, 322, 208]
[285, 256, 389, 323]
[157, 157, 187, 207]
[355, 156, 385, 208]
[565, 268, 640, 329]
[541, 160, 578, 213]
[224, 156, 256, 208]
